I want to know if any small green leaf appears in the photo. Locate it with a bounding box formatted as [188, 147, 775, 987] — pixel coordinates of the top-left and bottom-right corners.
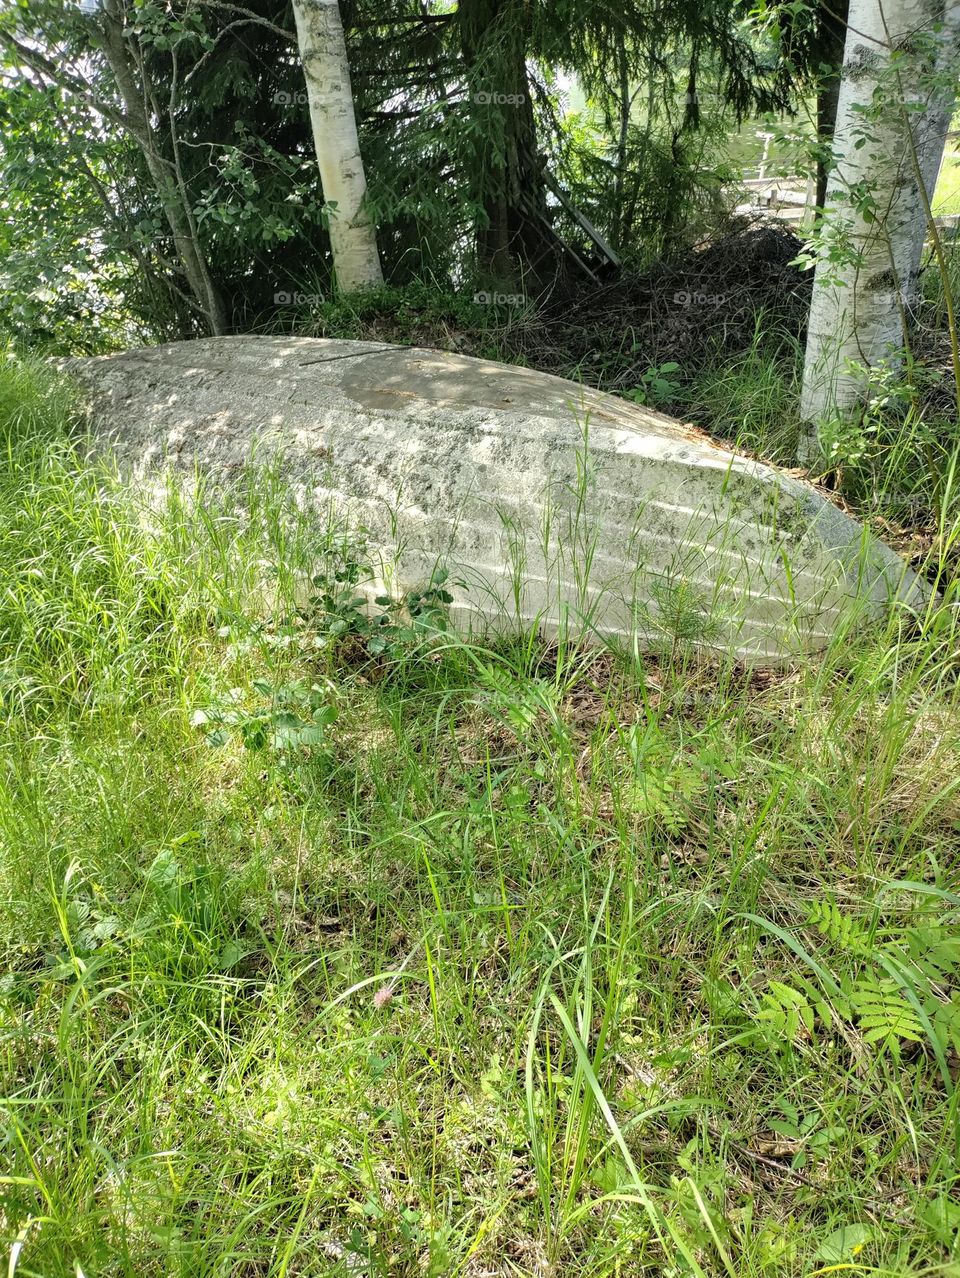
[297, 724, 328, 744]
[217, 941, 247, 970]
[815, 1223, 876, 1262]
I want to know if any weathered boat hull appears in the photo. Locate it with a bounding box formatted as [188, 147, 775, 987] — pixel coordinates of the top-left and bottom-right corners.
[65, 335, 923, 662]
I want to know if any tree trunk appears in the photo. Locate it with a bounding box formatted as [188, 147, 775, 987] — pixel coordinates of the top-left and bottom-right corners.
[799, 0, 960, 458]
[98, 0, 228, 335]
[815, 0, 850, 211]
[613, 32, 631, 250]
[459, 0, 555, 283]
[291, 0, 383, 293]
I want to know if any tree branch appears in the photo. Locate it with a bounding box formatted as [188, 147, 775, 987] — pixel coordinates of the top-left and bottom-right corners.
[0, 28, 133, 136]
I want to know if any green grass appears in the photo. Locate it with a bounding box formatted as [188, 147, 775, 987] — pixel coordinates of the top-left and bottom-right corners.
[934, 154, 960, 219]
[685, 318, 804, 465]
[2, 354, 960, 1277]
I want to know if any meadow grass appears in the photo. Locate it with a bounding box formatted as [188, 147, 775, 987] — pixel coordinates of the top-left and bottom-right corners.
[1, 355, 960, 1277]
[934, 155, 960, 220]
[684, 318, 804, 466]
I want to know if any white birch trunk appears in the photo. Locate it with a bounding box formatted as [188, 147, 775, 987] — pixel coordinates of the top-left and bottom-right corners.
[291, 0, 383, 293]
[799, 0, 960, 459]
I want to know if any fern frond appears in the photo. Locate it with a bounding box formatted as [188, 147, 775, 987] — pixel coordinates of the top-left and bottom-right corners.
[757, 980, 815, 1044]
[807, 899, 869, 955]
[932, 994, 960, 1055]
[900, 926, 960, 986]
[849, 978, 924, 1049]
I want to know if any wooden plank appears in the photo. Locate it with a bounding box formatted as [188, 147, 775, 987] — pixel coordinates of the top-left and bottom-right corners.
[541, 169, 621, 268]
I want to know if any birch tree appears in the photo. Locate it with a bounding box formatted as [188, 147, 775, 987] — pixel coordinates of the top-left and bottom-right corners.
[799, 0, 960, 459]
[291, 0, 383, 293]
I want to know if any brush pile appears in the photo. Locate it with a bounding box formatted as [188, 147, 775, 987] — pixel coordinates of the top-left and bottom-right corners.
[529, 222, 812, 392]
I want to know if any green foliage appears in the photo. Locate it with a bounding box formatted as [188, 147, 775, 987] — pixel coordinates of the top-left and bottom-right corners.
[755, 978, 817, 1044]
[561, 89, 740, 266]
[1, 0, 815, 342]
[305, 552, 457, 657]
[191, 679, 338, 752]
[0, 347, 80, 444]
[747, 896, 960, 1063]
[625, 361, 682, 406]
[646, 572, 725, 657]
[621, 723, 712, 835]
[471, 661, 560, 739]
[688, 317, 803, 463]
[847, 976, 926, 1049]
[810, 359, 960, 525]
[683, 311, 960, 531]
[298, 281, 519, 355]
[806, 896, 869, 953]
[0, 77, 152, 352]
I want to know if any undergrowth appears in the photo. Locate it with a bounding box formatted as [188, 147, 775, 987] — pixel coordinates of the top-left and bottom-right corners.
[1, 356, 959, 1277]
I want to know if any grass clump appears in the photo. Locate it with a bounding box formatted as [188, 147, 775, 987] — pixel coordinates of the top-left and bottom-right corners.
[1, 355, 960, 1277]
[685, 317, 804, 464]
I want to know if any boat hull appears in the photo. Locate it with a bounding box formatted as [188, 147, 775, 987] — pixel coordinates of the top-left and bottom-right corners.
[65, 335, 924, 662]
